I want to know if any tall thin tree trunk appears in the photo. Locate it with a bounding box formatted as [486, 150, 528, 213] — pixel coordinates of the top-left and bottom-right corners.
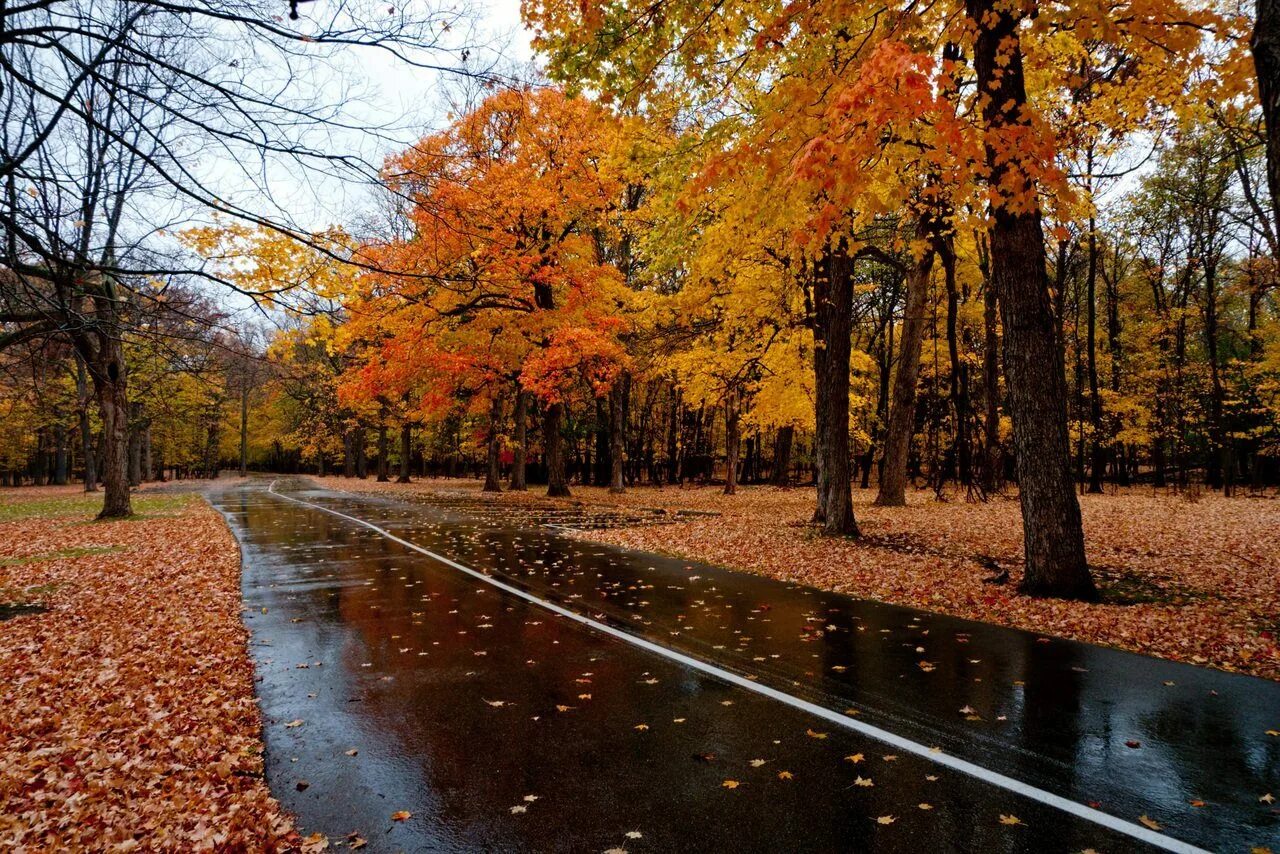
[398, 422, 412, 483]
[609, 382, 625, 493]
[666, 386, 681, 485]
[877, 234, 935, 506]
[343, 429, 356, 477]
[483, 396, 503, 492]
[142, 425, 152, 481]
[91, 340, 131, 517]
[239, 382, 249, 477]
[980, 254, 1003, 494]
[377, 425, 390, 482]
[1086, 211, 1106, 493]
[771, 425, 794, 487]
[509, 391, 528, 491]
[1204, 265, 1227, 491]
[723, 391, 740, 495]
[76, 358, 98, 493]
[593, 396, 611, 486]
[941, 242, 972, 489]
[128, 402, 143, 487]
[968, 0, 1095, 599]
[545, 401, 570, 497]
[1253, 0, 1280, 241]
[354, 427, 367, 478]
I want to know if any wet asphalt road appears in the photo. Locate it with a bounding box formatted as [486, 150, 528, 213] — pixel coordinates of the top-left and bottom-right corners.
[211, 479, 1280, 853]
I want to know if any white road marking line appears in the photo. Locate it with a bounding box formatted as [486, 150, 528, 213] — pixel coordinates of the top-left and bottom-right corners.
[263, 481, 1207, 853]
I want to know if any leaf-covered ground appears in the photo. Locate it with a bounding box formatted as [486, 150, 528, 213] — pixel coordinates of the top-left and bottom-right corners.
[0, 485, 295, 850]
[318, 477, 1280, 681]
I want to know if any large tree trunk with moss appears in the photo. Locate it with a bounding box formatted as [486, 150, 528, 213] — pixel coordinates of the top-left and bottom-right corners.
[544, 401, 570, 497]
[509, 391, 528, 491]
[811, 247, 859, 536]
[968, 0, 1095, 600]
[876, 238, 935, 507]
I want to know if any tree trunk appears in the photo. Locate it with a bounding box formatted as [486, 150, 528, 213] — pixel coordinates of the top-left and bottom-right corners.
[76, 358, 98, 493]
[771, 425, 794, 486]
[91, 342, 132, 518]
[593, 396, 611, 486]
[876, 236, 935, 506]
[723, 391, 741, 496]
[128, 402, 143, 487]
[239, 383, 249, 477]
[666, 387, 680, 485]
[354, 428, 367, 478]
[968, 0, 1095, 599]
[377, 425, 390, 482]
[981, 262, 1003, 494]
[398, 422, 412, 483]
[1253, 0, 1280, 241]
[142, 425, 152, 482]
[545, 401, 570, 497]
[941, 242, 972, 488]
[509, 391, 528, 490]
[343, 429, 356, 477]
[1086, 213, 1106, 494]
[1204, 264, 1227, 491]
[52, 425, 69, 485]
[812, 247, 860, 536]
[609, 382, 625, 493]
[483, 396, 503, 492]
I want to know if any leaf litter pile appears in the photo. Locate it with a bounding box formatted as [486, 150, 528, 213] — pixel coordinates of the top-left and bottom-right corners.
[320, 477, 1280, 681]
[0, 487, 294, 849]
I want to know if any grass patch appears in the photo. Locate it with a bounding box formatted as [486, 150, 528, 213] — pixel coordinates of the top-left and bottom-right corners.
[0, 492, 192, 522]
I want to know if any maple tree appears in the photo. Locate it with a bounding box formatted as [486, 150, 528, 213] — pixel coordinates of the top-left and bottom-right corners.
[334, 85, 632, 498]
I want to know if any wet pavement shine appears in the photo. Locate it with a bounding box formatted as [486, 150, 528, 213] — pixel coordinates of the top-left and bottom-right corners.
[210, 478, 1280, 853]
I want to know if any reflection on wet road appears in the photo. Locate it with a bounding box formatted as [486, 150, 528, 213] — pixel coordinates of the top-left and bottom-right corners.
[211, 479, 1279, 853]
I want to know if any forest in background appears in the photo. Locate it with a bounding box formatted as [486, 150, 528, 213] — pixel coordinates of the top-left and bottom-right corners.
[3, 0, 1279, 603]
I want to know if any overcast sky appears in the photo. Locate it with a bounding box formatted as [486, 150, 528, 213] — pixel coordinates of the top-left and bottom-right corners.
[209, 0, 536, 235]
